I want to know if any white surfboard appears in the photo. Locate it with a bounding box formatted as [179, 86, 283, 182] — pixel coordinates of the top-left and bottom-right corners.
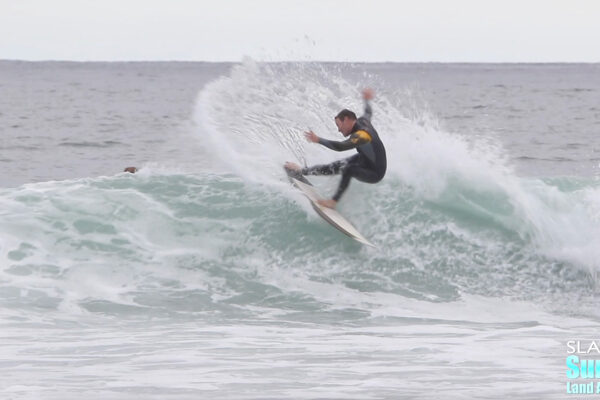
[291, 177, 375, 247]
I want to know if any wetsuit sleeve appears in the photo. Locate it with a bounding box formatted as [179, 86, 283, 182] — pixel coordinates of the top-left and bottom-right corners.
[361, 100, 373, 121]
[317, 130, 372, 152]
[317, 137, 357, 151]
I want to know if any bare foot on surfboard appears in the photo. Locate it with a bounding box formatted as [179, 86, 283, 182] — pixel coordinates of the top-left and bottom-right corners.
[284, 161, 302, 172]
[317, 198, 337, 209]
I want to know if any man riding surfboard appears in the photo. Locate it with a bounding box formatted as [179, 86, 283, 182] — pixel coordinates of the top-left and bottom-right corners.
[285, 88, 387, 209]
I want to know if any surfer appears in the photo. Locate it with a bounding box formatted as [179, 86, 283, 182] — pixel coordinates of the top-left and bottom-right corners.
[285, 88, 386, 209]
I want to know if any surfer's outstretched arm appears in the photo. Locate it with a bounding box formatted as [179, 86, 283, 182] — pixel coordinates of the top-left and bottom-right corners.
[361, 88, 374, 121]
[317, 137, 360, 151]
[361, 100, 373, 121]
[304, 130, 371, 152]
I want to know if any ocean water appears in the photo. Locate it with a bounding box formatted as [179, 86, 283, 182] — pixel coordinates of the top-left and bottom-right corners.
[1, 60, 600, 399]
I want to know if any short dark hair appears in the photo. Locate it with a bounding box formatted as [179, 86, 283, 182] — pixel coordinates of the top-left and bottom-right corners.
[335, 109, 356, 121]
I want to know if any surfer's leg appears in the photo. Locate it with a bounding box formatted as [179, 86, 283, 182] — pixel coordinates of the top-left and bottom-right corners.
[349, 166, 381, 184]
[302, 155, 359, 176]
[332, 161, 381, 202]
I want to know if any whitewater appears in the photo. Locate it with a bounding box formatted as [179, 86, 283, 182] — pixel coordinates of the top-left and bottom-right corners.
[1, 60, 599, 399]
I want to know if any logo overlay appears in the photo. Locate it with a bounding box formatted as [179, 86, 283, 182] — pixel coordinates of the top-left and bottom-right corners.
[567, 341, 600, 395]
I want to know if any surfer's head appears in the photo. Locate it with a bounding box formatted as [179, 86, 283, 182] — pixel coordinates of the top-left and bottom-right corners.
[334, 109, 356, 136]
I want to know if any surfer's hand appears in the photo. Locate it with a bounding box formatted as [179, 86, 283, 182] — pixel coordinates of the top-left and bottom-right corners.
[284, 161, 302, 172]
[304, 130, 319, 143]
[362, 88, 375, 100]
[317, 198, 337, 209]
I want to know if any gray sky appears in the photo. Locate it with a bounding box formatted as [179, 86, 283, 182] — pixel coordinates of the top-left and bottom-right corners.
[1, 0, 599, 62]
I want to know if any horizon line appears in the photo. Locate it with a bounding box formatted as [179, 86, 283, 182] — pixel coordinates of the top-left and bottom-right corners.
[2, 58, 600, 65]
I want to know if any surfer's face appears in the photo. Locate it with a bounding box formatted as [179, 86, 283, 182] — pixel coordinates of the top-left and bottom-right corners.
[335, 117, 354, 136]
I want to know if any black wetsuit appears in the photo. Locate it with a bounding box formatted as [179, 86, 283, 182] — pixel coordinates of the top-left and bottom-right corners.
[301, 101, 387, 201]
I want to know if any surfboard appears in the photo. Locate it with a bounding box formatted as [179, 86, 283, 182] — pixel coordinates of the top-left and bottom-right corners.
[285, 167, 375, 247]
